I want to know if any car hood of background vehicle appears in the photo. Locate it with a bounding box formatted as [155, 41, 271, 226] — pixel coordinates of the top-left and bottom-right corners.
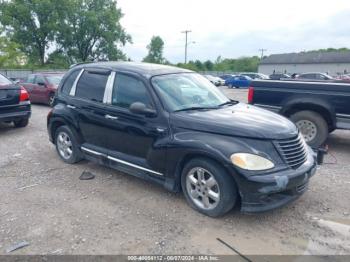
[170, 103, 298, 140]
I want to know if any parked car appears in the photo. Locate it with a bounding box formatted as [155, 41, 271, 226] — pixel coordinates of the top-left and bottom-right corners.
[249, 80, 350, 147]
[241, 72, 269, 80]
[48, 62, 317, 217]
[336, 74, 350, 82]
[219, 74, 235, 81]
[297, 72, 335, 82]
[0, 73, 31, 128]
[269, 73, 291, 80]
[204, 75, 225, 86]
[22, 73, 64, 106]
[225, 75, 252, 88]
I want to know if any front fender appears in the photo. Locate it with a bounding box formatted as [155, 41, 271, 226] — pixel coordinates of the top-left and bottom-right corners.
[164, 129, 284, 192]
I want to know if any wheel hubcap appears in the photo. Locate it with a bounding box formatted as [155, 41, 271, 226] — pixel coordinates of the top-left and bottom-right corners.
[186, 167, 220, 210]
[296, 120, 317, 142]
[57, 132, 73, 160]
[49, 96, 54, 105]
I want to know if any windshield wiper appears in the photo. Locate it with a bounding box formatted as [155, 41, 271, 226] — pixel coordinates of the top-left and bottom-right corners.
[218, 100, 238, 107]
[174, 106, 219, 112]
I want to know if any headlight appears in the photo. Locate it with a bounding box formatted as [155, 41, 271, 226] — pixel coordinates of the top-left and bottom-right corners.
[230, 153, 275, 171]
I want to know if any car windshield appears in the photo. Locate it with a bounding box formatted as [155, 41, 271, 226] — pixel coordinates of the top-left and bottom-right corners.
[152, 73, 230, 112]
[46, 75, 63, 85]
[0, 74, 12, 85]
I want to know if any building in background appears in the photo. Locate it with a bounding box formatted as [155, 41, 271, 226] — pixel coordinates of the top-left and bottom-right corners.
[258, 51, 350, 76]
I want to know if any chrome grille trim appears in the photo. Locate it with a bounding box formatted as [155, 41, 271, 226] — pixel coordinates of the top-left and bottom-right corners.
[275, 133, 308, 169]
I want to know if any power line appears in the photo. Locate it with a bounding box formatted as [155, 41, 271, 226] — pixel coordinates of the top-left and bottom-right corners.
[181, 30, 192, 64]
[259, 48, 267, 59]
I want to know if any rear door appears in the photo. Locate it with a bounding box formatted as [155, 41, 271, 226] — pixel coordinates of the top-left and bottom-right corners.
[68, 68, 111, 151]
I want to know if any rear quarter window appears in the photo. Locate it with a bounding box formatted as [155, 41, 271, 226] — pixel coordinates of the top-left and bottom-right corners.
[61, 70, 81, 95]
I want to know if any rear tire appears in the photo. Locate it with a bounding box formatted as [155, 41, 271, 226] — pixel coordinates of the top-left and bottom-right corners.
[55, 126, 82, 164]
[48, 93, 55, 107]
[14, 118, 29, 128]
[290, 110, 328, 148]
[181, 158, 237, 217]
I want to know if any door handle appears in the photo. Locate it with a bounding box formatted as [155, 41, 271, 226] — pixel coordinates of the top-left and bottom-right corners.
[105, 114, 118, 120]
[67, 105, 76, 109]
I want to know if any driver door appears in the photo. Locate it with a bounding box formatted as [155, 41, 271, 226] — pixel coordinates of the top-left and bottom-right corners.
[102, 73, 167, 175]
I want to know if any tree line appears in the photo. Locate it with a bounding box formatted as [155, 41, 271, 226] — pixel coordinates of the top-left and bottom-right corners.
[2, 0, 346, 72]
[0, 0, 261, 72]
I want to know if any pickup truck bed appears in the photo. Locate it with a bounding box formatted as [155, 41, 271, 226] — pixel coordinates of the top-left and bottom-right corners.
[249, 80, 350, 147]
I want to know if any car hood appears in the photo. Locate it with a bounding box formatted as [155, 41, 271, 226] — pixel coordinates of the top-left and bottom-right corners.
[170, 103, 298, 140]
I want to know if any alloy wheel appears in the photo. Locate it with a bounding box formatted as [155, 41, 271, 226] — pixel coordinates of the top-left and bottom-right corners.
[57, 131, 73, 160]
[186, 167, 220, 210]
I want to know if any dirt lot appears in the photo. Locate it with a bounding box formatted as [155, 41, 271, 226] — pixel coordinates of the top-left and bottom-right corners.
[0, 88, 349, 255]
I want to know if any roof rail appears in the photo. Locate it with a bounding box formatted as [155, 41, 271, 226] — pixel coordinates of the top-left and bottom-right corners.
[69, 61, 94, 69]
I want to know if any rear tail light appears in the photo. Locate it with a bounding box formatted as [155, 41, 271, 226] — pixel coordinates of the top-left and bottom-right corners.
[19, 86, 30, 102]
[248, 87, 254, 104]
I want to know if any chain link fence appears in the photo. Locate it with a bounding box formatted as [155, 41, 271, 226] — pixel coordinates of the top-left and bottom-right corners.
[0, 69, 67, 80]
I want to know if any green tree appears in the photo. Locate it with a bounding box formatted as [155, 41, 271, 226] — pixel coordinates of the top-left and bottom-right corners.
[143, 36, 165, 64]
[203, 60, 214, 71]
[46, 50, 71, 69]
[194, 60, 204, 70]
[0, 0, 60, 65]
[56, 0, 131, 62]
[0, 36, 27, 68]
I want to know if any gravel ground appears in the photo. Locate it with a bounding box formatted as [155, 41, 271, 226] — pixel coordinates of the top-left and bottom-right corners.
[0, 87, 349, 255]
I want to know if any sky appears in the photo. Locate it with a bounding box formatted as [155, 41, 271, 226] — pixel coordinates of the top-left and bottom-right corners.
[118, 0, 350, 63]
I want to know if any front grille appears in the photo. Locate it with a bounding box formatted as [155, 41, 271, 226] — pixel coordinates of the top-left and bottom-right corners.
[296, 182, 308, 193]
[276, 133, 308, 169]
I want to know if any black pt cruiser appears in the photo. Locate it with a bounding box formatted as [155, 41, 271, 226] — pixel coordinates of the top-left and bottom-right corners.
[47, 62, 317, 217]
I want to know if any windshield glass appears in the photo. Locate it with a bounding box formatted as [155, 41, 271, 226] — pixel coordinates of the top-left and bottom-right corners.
[152, 73, 230, 112]
[46, 75, 63, 85]
[0, 74, 12, 85]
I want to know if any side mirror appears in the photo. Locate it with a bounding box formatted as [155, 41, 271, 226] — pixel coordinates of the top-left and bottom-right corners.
[129, 102, 156, 117]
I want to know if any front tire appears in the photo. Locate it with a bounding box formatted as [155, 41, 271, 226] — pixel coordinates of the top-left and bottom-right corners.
[14, 118, 29, 128]
[290, 110, 328, 148]
[181, 158, 237, 217]
[55, 126, 82, 164]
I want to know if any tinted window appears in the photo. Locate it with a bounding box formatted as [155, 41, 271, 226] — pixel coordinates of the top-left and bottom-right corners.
[47, 75, 63, 85]
[26, 74, 35, 83]
[112, 74, 152, 109]
[61, 70, 80, 95]
[34, 75, 45, 85]
[75, 71, 109, 103]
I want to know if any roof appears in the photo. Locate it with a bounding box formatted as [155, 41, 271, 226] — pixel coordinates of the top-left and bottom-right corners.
[72, 61, 192, 78]
[260, 51, 350, 65]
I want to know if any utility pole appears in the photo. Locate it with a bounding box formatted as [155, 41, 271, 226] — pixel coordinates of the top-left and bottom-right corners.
[181, 30, 192, 64]
[259, 48, 267, 60]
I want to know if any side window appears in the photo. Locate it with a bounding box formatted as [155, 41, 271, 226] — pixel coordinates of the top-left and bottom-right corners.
[27, 74, 35, 83]
[112, 74, 152, 109]
[75, 71, 109, 103]
[61, 70, 80, 95]
[34, 75, 45, 85]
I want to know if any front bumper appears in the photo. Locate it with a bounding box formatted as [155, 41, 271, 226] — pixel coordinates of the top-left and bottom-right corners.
[229, 149, 317, 213]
